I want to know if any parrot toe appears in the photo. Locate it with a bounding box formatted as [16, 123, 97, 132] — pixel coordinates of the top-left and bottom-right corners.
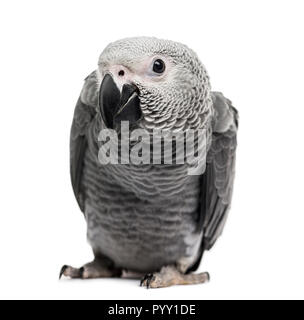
[59, 258, 122, 280]
[59, 265, 84, 279]
[140, 266, 210, 289]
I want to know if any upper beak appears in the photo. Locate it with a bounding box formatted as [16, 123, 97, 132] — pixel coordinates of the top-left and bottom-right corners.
[98, 73, 142, 129]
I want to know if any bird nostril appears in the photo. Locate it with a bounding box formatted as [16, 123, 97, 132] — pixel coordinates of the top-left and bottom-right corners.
[118, 70, 125, 77]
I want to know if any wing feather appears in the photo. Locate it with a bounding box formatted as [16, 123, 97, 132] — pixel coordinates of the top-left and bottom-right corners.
[188, 92, 238, 272]
[70, 72, 97, 212]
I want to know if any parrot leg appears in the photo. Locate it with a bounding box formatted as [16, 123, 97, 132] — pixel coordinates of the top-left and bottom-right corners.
[140, 266, 209, 289]
[59, 255, 122, 280]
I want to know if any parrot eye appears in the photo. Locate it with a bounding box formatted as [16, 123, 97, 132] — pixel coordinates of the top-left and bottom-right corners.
[152, 59, 166, 74]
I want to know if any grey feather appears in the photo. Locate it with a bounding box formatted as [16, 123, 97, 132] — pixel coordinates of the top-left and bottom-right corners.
[70, 74, 97, 211]
[187, 92, 238, 272]
[69, 37, 238, 274]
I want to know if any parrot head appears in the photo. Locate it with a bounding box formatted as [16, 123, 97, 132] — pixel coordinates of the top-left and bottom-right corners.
[97, 37, 212, 132]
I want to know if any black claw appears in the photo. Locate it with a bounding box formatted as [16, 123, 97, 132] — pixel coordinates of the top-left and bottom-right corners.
[206, 272, 211, 282]
[79, 267, 85, 279]
[59, 265, 68, 280]
[140, 274, 155, 289]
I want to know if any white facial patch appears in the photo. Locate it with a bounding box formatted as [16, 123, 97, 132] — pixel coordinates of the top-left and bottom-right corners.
[98, 55, 173, 92]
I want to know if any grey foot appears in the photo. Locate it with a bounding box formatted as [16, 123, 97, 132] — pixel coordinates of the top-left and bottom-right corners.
[140, 266, 210, 289]
[59, 257, 122, 280]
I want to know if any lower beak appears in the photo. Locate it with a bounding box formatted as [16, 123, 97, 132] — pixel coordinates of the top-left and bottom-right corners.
[98, 74, 142, 129]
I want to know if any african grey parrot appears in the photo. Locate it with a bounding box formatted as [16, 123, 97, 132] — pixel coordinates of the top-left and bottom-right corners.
[60, 37, 238, 288]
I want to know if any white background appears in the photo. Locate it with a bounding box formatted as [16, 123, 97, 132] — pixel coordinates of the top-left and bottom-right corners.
[0, 0, 303, 300]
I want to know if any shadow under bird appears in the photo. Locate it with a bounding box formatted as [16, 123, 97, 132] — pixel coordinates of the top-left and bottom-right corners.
[60, 37, 238, 288]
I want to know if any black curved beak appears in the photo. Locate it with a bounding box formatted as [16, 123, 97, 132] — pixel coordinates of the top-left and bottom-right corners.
[98, 74, 142, 129]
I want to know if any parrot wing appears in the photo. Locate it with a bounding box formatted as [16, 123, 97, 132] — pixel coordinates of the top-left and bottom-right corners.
[70, 72, 98, 212]
[189, 92, 238, 272]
